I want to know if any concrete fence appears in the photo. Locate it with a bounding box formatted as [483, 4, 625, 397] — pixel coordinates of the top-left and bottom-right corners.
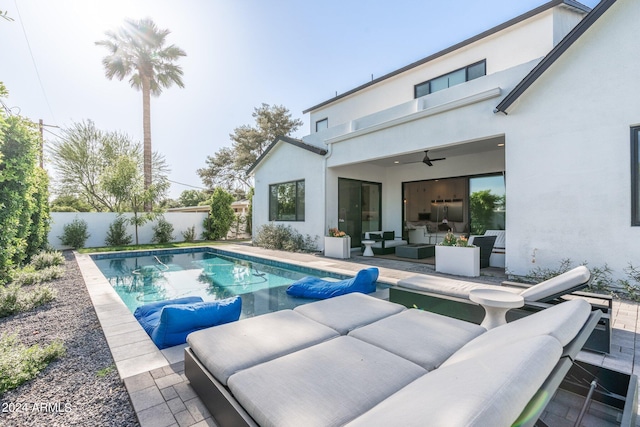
[49, 212, 208, 249]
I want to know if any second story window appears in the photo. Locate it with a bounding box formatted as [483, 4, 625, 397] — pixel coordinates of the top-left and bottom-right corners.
[315, 118, 328, 132]
[414, 60, 486, 98]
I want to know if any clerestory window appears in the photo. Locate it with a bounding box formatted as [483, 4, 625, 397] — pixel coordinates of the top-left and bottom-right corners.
[414, 60, 486, 98]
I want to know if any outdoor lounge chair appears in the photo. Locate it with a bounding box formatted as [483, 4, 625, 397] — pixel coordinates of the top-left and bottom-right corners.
[183, 292, 631, 427]
[134, 296, 242, 349]
[285, 267, 378, 299]
[469, 235, 497, 268]
[389, 266, 612, 353]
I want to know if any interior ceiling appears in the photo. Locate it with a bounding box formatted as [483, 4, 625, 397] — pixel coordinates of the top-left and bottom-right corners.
[366, 136, 505, 167]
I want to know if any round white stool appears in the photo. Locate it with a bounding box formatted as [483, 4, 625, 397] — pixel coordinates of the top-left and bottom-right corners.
[361, 240, 375, 257]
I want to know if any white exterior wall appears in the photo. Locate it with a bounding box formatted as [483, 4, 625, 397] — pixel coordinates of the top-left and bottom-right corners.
[252, 142, 326, 249]
[504, 0, 640, 278]
[49, 212, 208, 249]
[308, 7, 584, 132]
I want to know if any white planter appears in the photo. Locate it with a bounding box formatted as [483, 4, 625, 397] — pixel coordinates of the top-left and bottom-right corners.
[436, 245, 480, 277]
[324, 236, 351, 259]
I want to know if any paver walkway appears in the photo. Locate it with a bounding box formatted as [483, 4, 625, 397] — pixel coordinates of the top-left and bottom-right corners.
[78, 244, 640, 427]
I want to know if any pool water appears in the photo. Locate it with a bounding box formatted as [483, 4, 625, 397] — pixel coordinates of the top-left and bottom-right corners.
[92, 249, 353, 318]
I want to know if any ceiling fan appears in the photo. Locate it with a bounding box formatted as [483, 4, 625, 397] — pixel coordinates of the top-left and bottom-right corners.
[421, 150, 446, 166]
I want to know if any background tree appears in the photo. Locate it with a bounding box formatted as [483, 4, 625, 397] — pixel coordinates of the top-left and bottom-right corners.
[48, 120, 170, 211]
[50, 195, 93, 212]
[198, 104, 303, 194]
[96, 18, 186, 209]
[178, 189, 210, 207]
[202, 188, 235, 240]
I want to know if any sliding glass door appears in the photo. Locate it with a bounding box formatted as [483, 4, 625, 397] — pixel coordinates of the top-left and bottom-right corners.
[338, 178, 382, 247]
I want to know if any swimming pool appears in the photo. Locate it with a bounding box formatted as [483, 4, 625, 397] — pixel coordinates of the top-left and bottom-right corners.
[91, 248, 373, 318]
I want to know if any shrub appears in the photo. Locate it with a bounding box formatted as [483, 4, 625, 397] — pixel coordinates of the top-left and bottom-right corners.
[59, 218, 90, 248]
[254, 223, 317, 252]
[105, 215, 133, 246]
[12, 266, 64, 287]
[0, 282, 57, 318]
[182, 225, 196, 243]
[0, 333, 65, 394]
[29, 251, 65, 271]
[152, 217, 174, 244]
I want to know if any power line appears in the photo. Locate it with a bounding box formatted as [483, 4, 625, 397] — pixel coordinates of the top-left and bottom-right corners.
[13, 0, 57, 124]
[167, 179, 207, 190]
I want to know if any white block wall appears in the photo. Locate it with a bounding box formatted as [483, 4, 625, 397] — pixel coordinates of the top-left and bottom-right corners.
[49, 212, 208, 249]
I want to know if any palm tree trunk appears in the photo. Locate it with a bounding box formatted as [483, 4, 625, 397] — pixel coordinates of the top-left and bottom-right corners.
[142, 76, 152, 211]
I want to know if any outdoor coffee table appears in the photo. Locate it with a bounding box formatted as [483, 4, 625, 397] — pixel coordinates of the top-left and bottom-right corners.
[469, 288, 524, 330]
[396, 244, 435, 259]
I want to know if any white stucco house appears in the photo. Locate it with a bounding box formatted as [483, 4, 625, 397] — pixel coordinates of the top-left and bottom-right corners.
[248, 0, 640, 280]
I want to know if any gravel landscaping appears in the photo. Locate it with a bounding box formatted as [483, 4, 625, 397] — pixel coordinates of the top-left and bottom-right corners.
[0, 251, 139, 427]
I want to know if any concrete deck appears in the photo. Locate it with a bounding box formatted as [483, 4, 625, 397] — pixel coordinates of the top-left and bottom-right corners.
[76, 244, 640, 427]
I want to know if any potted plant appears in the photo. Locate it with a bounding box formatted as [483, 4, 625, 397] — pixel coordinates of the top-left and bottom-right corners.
[435, 232, 480, 277]
[324, 227, 351, 259]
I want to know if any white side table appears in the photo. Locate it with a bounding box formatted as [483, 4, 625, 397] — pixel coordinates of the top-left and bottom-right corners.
[361, 240, 375, 257]
[469, 288, 524, 330]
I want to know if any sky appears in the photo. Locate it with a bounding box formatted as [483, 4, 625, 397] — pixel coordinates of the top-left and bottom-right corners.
[1, 0, 600, 199]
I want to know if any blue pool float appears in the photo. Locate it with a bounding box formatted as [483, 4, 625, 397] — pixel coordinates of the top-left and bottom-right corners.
[286, 267, 379, 299]
[134, 296, 242, 349]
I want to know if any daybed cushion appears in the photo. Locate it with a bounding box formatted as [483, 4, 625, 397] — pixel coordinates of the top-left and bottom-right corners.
[348, 308, 485, 371]
[134, 296, 242, 349]
[345, 335, 562, 427]
[396, 274, 518, 299]
[286, 268, 379, 299]
[227, 336, 428, 427]
[187, 309, 339, 385]
[442, 298, 591, 366]
[519, 265, 590, 302]
[294, 292, 405, 335]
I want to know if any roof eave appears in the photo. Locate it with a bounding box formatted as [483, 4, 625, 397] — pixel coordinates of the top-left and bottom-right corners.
[303, 0, 588, 115]
[246, 136, 327, 176]
[495, 0, 616, 115]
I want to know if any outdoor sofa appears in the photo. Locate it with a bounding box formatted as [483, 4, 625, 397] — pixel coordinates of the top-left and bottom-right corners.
[360, 231, 408, 255]
[389, 266, 612, 353]
[184, 292, 603, 427]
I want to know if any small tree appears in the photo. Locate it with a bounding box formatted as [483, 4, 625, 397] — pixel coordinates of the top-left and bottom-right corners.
[60, 218, 90, 249]
[100, 155, 165, 244]
[203, 188, 235, 240]
[105, 215, 133, 246]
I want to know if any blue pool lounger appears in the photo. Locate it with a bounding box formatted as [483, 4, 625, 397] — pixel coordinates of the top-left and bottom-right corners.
[134, 296, 242, 349]
[286, 267, 379, 299]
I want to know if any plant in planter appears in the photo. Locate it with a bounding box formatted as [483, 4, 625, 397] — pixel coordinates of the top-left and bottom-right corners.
[440, 232, 471, 247]
[325, 228, 351, 259]
[436, 232, 480, 277]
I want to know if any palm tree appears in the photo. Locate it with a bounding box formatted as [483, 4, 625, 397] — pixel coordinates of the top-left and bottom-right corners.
[96, 18, 186, 210]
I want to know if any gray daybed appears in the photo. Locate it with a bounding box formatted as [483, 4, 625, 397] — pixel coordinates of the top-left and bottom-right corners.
[185, 292, 602, 427]
[389, 266, 612, 353]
